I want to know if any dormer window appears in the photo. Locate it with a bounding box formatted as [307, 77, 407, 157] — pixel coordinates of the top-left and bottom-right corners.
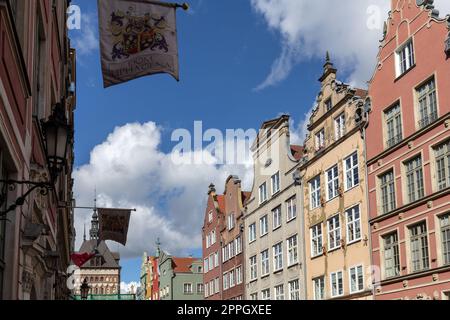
[396, 39, 415, 76]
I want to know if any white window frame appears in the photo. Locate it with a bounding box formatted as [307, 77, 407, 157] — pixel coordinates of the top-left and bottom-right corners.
[328, 215, 341, 251]
[272, 206, 282, 230]
[349, 264, 365, 294]
[344, 152, 359, 191]
[287, 234, 298, 267]
[395, 38, 415, 77]
[271, 172, 281, 195]
[227, 213, 235, 231]
[288, 279, 300, 300]
[261, 249, 270, 277]
[208, 210, 213, 223]
[311, 223, 323, 257]
[310, 175, 321, 209]
[315, 129, 325, 151]
[346, 205, 362, 244]
[330, 271, 344, 298]
[223, 272, 229, 290]
[334, 113, 346, 140]
[250, 256, 257, 281]
[273, 242, 283, 272]
[313, 276, 325, 300]
[183, 283, 193, 295]
[286, 196, 297, 222]
[259, 182, 268, 204]
[229, 269, 235, 288]
[260, 215, 268, 237]
[274, 284, 285, 300]
[236, 266, 243, 284]
[249, 223, 256, 243]
[261, 289, 271, 300]
[326, 164, 339, 201]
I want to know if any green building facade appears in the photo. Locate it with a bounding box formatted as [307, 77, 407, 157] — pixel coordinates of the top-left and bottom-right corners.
[158, 251, 204, 300]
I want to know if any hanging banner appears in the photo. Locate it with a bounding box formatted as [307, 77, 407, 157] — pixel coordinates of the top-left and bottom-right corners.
[98, 0, 180, 88]
[98, 208, 132, 246]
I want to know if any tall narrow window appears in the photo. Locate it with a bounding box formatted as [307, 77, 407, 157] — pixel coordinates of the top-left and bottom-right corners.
[410, 222, 429, 272]
[261, 250, 270, 276]
[405, 156, 424, 203]
[417, 78, 438, 129]
[396, 39, 415, 76]
[316, 129, 325, 151]
[334, 113, 346, 140]
[434, 140, 450, 191]
[313, 277, 325, 300]
[249, 223, 256, 243]
[310, 175, 321, 209]
[344, 152, 359, 190]
[311, 224, 323, 257]
[380, 170, 396, 214]
[385, 104, 403, 148]
[260, 215, 268, 237]
[325, 98, 333, 112]
[326, 165, 339, 200]
[261, 289, 271, 300]
[271, 172, 280, 195]
[273, 242, 283, 272]
[441, 214, 450, 266]
[272, 206, 282, 230]
[346, 205, 361, 244]
[287, 235, 298, 266]
[250, 256, 257, 281]
[286, 196, 297, 221]
[227, 213, 235, 230]
[383, 232, 400, 278]
[34, 19, 47, 119]
[259, 182, 268, 204]
[328, 215, 341, 251]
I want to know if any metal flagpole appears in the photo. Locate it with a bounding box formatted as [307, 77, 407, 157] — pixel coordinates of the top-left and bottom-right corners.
[130, 0, 190, 10]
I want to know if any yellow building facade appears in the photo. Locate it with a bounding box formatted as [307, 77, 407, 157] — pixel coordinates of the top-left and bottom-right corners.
[297, 55, 373, 300]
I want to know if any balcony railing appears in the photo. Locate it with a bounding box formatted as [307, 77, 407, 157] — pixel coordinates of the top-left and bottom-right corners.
[418, 111, 438, 129]
[387, 134, 402, 148]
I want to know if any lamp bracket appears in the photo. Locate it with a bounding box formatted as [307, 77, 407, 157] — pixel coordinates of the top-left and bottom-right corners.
[0, 180, 54, 216]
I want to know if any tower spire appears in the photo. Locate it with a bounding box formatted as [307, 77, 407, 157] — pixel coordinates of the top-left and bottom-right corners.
[89, 189, 99, 240]
[83, 224, 86, 241]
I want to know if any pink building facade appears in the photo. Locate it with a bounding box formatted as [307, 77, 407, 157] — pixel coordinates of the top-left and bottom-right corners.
[366, 0, 450, 300]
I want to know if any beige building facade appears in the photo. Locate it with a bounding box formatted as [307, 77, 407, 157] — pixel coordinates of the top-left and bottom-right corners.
[297, 55, 373, 300]
[244, 116, 305, 300]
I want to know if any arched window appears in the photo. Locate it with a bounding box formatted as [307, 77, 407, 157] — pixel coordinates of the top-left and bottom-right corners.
[100, 276, 104, 282]
[100, 287, 104, 294]
[95, 276, 98, 282]
[94, 288, 98, 294]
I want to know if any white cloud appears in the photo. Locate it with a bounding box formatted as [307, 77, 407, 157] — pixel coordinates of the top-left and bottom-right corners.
[120, 281, 140, 294]
[71, 12, 98, 56]
[74, 122, 254, 259]
[251, 0, 450, 90]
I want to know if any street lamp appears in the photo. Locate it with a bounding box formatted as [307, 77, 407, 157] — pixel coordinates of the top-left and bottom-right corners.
[80, 278, 90, 300]
[0, 102, 71, 216]
[42, 102, 71, 182]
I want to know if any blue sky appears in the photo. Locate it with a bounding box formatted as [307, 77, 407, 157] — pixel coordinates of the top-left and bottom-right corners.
[68, 0, 450, 287]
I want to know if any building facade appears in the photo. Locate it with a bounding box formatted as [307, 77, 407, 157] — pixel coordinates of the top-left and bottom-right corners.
[159, 250, 203, 300]
[73, 211, 121, 298]
[366, 0, 450, 300]
[220, 176, 248, 300]
[0, 0, 76, 300]
[202, 184, 224, 300]
[297, 56, 372, 300]
[202, 176, 248, 300]
[139, 252, 159, 300]
[244, 116, 305, 300]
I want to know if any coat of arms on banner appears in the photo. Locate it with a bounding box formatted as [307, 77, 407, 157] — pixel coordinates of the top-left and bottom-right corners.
[98, 0, 180, 88]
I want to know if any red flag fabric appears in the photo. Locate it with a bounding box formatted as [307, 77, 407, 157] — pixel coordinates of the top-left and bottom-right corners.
[71, 252, 95, 267]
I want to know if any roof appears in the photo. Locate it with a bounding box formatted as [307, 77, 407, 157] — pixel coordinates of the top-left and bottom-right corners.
[78, 240, 120, 269]
[354, 88, 368, 99]
[172, 257, 199, 273]
[290, 145, 304, 161]
[217, 195, 226, 213]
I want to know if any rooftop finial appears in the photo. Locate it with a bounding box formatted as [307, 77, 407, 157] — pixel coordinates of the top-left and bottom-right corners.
[208, 183, 216, 195]
[326, 51, 330, 63]
[83, 223, 86, 241]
